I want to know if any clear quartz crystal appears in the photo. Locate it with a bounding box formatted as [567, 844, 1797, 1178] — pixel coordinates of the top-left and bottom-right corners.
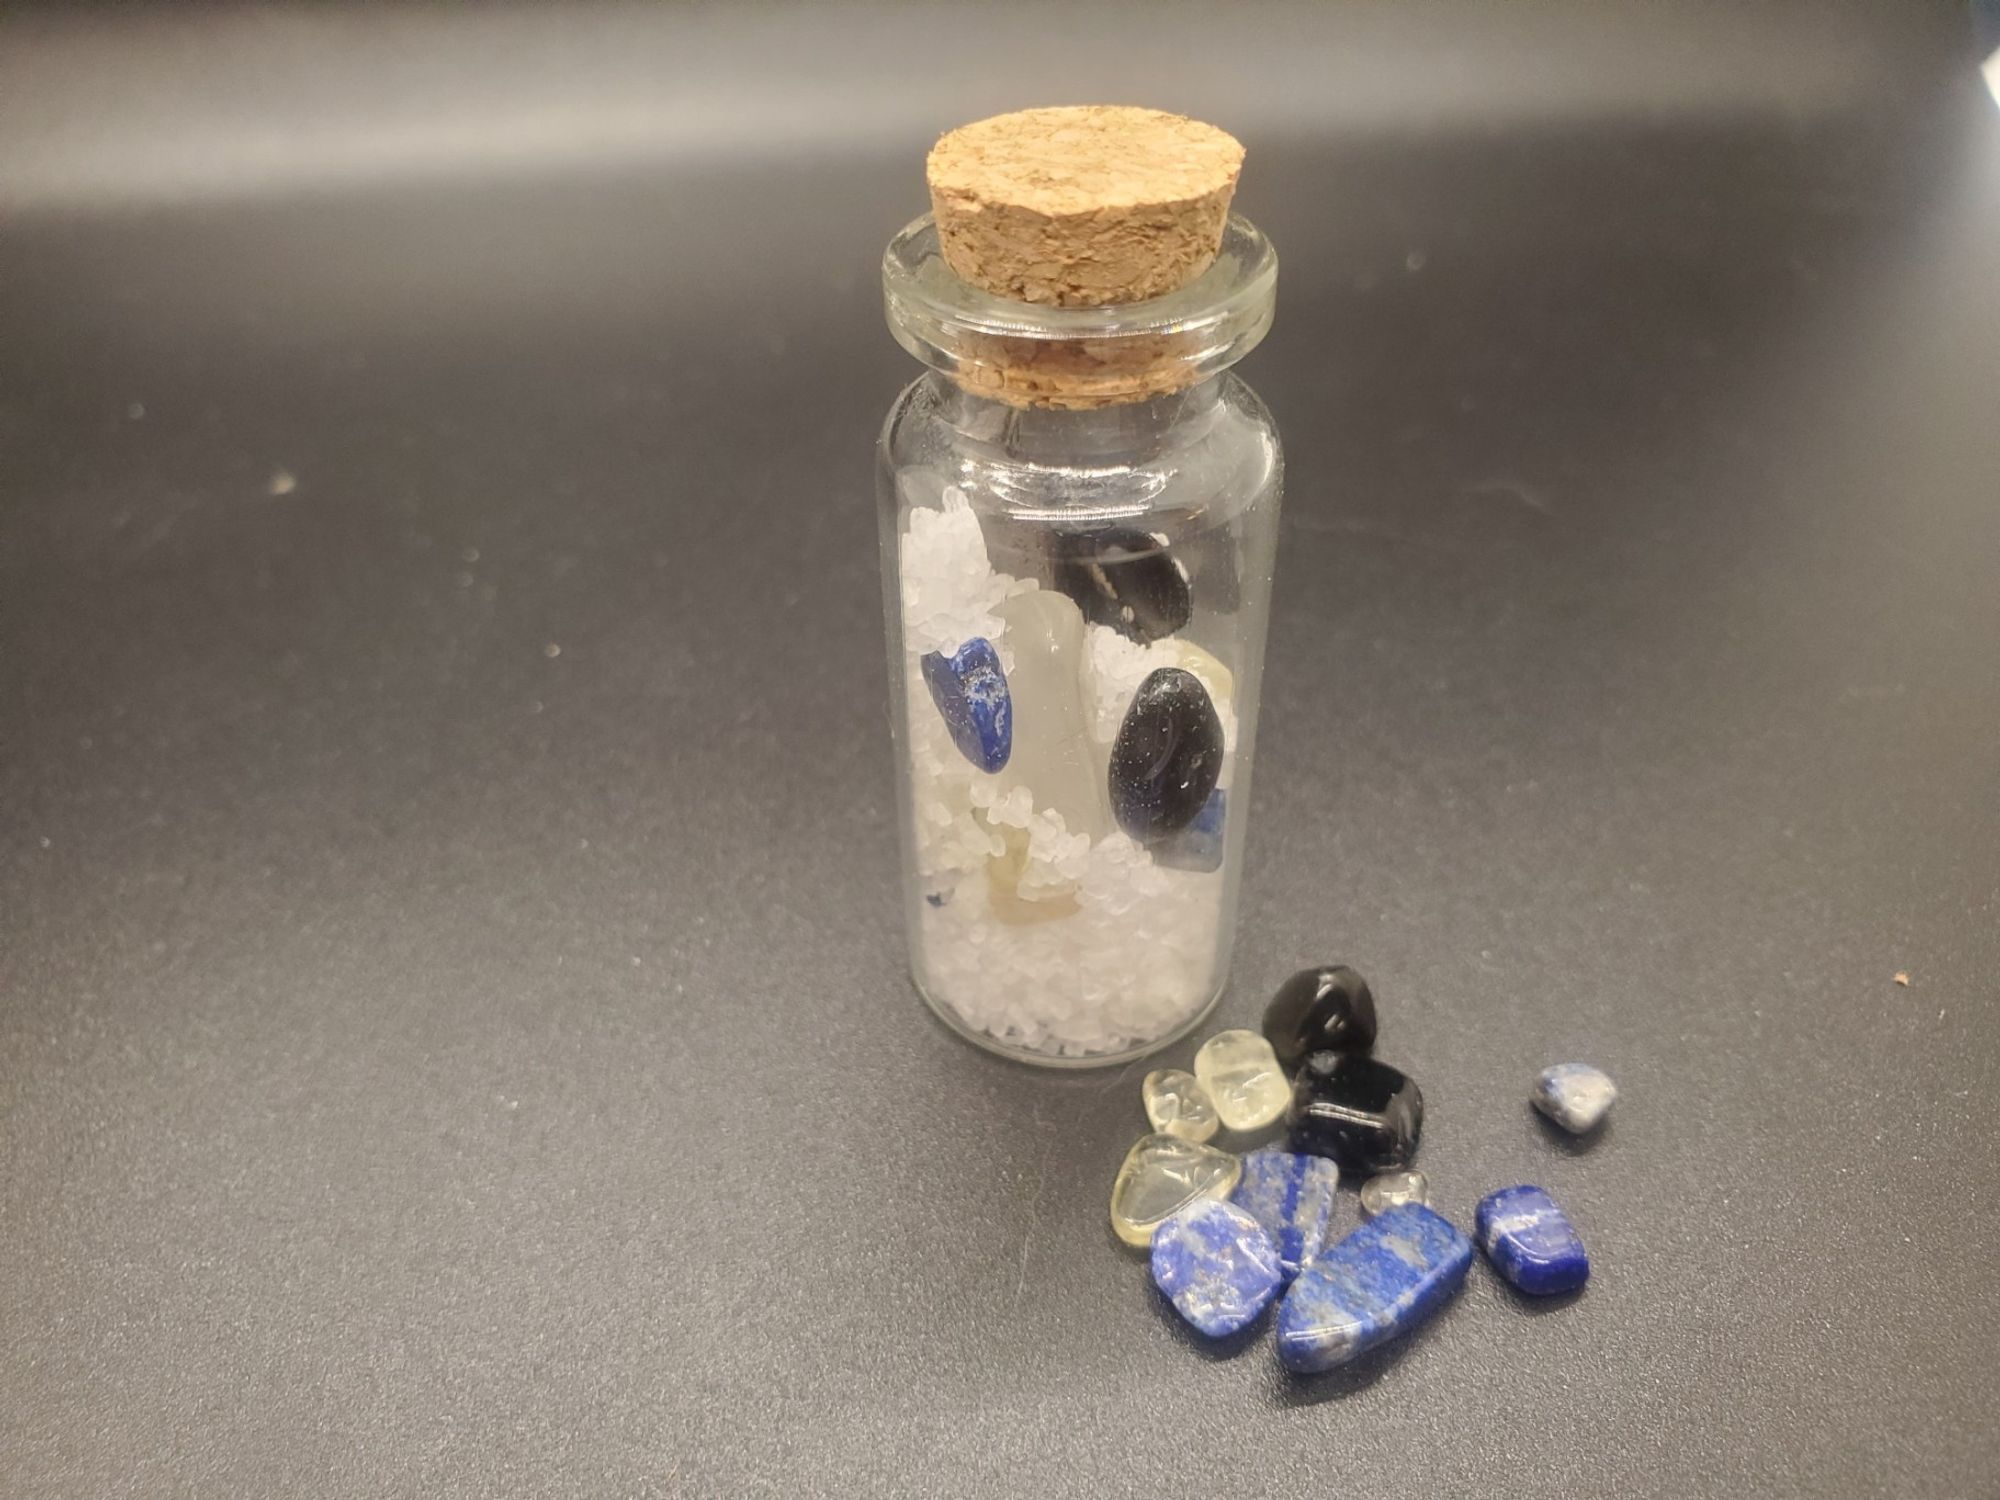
[1193, 1029, 1290, 1131]
[1109, 1133, 1242, 1248]
[1359, 1169, 1430, 1217]
[1143, 1068, 1220, 1142]
[990, 589, 1109, 842]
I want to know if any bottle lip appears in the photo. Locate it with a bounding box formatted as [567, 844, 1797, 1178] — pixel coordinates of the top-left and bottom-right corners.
[882, 213, 1277, 406]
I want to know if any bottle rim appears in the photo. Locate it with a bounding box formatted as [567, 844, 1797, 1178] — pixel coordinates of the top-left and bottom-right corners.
[882, 213, 1276, 404]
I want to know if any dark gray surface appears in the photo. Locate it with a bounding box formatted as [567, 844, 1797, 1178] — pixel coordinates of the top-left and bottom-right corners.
[4, 4, 1999, 1496]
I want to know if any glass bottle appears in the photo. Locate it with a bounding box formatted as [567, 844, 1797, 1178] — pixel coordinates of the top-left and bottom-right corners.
[877, 212, 1282, 1066]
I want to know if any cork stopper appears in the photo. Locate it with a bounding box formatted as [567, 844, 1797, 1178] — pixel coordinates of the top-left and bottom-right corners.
[927, 106, 1245, 308]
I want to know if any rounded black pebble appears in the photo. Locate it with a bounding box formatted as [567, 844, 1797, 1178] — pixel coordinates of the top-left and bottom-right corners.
[1286, 1052, 1422, 1175]
[1263, 965, 1378, 1070]
[1108, 667, 1224, 842]
[1051, 527, 1192, 643]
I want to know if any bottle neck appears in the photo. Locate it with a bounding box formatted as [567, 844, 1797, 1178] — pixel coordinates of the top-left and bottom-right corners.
[884, 214, 1276, 420]
[925, 373, 1225, 465]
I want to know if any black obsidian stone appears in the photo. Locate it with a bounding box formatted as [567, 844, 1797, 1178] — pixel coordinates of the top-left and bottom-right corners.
[1263, 965, 1378, 1070]
[1052, 528, 1191, 643]
[1287, 1053, 1422, 1176]
[1108, 668, 1224, 842]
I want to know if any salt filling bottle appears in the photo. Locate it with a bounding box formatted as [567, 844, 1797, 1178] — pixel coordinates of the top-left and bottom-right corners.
[877, 106, 1284, 1065]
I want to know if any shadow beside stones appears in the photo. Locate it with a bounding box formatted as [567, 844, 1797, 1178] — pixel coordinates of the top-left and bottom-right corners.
[1532, 1109, 1612, 1156]
[1490, 1272, 1588, 1318]
[1108, 1222, 1149, 1256]
[1272, 1317, 1432, 1406]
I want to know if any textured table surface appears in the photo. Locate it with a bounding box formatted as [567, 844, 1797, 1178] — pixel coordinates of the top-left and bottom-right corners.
[4, 4, 1997, 1496]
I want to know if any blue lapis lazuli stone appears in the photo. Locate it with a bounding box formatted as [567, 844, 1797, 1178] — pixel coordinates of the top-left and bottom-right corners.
[1275, 1203, 1473, 1374]
[1532, 1062, 1616, 1134]
[1153, 787, 1227, 873]
[1230, 1148, 1340, 1283]
[1149, 1198, 1285, 1338]
[1475, 1185, 1589, 1296]
[919, 637, 1011, 773]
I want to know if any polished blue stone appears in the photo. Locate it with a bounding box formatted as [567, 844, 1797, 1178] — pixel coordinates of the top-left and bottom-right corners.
[1149, 1198, 1285, 1339]
[1532, 1062, 1616, 1134]
[920, 637, 1011, 773]
[1152, 787, 1227, 873]
[1229, 1148, 1340, 1283]
[1275, 1203, 1473, 1373]
[1475, 1185, 1589, 1296]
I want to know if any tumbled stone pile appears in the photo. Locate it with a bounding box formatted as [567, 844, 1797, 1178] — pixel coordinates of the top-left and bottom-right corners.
[1109, 964, 1612, 1370]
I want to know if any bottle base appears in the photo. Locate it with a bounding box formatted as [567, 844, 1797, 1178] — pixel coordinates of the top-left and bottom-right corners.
[912, 968, 1227, 1070]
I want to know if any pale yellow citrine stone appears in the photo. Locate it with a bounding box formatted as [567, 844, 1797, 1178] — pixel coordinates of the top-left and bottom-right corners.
[1108, 1134, 1241, 1247]
[1141, 1068, 1220, 1143]
[1193, 1029, 1290, 1131]
[1166, 639, 1235, 708]
[980, 815, 1081, 925]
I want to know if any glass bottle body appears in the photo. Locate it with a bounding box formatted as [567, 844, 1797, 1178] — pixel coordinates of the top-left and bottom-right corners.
[878, 372, 1282, 1065]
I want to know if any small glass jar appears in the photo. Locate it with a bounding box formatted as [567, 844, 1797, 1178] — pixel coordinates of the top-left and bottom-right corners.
[878, 214, 1283, 1066]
